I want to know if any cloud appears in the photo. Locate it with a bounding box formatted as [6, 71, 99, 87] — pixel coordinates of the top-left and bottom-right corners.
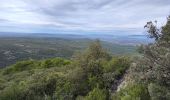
[0, 0, 169, 34]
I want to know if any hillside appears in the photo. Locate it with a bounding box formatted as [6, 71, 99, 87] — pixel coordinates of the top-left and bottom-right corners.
[0, 37, 137, 67]
[0, 41, 131, 100]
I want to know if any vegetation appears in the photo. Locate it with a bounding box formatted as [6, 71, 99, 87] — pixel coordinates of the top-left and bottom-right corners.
[84, 86, 107, 100]
[112, 84, 150, 100]
[0, 37, 137, 68]
[113, 16, 170, 100]
[0, 15, 170, 100]
[0, 40, 131, 100]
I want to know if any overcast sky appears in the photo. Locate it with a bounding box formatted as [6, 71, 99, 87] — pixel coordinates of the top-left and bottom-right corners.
[0, 0, 170, 35]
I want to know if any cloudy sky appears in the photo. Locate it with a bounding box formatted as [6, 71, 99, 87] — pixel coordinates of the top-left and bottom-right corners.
[0, 0, 170, 35]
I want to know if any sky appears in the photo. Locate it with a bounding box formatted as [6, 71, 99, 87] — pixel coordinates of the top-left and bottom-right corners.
[0, 0, 170, 35]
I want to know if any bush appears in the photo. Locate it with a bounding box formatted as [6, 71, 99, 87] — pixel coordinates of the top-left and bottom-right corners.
[103, 57, 130, 74]
[41, 58, 71, 68]
[85, 87, 107, 100]
[0, 84, 25, 100]
[112, 84, 150, 100]
[2, 60, 40, 74]
[2, 58, 71, 75]
[148, 83, 170, 100]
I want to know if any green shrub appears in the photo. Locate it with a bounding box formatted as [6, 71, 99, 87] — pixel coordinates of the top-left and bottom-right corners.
[41, 58, 71, 68]
[85, 87, 107, 100]
[0, 84, 25, 100]
[112, 84, 150, 100]
[2, 60, 40, 74]
[103, 57, 130, 74]
[148, 83, 170, 100]
[54, 81, 75, 100]
[2, 58, 71, 75]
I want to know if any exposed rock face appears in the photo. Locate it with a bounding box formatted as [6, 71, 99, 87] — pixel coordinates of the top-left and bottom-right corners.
[116, 73, 129, 92]
[115, 63, 137, 92]
[110, 70, 128, 92]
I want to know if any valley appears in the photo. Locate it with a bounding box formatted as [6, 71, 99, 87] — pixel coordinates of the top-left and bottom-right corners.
[0, 36, 137, 67]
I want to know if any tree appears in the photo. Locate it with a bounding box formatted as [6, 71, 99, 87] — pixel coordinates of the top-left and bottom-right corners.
[129, 15, 170, 99]
[70, 40, 111, 97]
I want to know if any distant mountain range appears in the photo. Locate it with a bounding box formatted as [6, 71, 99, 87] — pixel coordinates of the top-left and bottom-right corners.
[0, 32, 153, 45]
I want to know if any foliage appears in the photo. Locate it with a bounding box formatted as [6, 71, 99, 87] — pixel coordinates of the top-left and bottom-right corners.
[0, 37, 137, 67]
[85, 87, 107, 100]
[2, 58, 70, 75]
[148, 83, 170, 100]
[0, 40, 131, 100]
[103, 56, 130, 75]
[128, 15, 170, 99]
[112, 84, 150, 100]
